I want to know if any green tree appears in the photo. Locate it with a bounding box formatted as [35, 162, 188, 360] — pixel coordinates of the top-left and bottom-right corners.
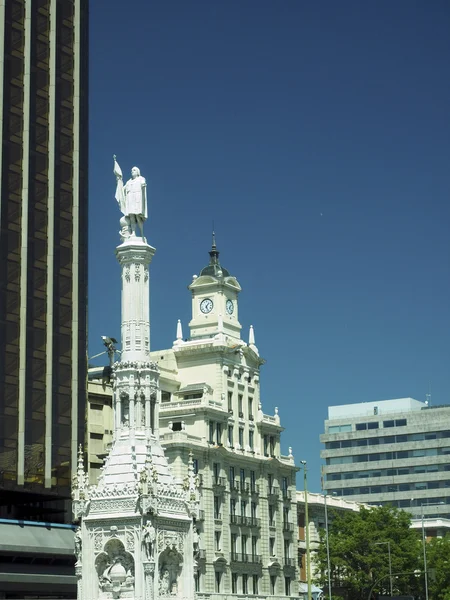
[314, 505, 422, 600]
[426, 534, 450, 600]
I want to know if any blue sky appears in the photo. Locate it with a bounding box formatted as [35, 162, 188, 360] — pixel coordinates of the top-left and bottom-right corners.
[88, 1, 450, 492]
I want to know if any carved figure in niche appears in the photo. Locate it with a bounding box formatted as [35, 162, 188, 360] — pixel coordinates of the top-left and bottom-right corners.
[142, 521, 156, 559]
[122, 398, 130, 427]
[95, 539, 135, 594]
[74, 527, 82, 562]
[159, 547, 181, 595]
[193, 528, 200, 559]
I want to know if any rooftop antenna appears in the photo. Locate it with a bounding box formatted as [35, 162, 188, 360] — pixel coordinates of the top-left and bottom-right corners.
[425, 382, 431, 406]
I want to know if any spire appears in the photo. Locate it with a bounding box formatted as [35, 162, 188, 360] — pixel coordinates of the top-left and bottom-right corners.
[176, 319, 183, 341]
[209, 230, 220, 266]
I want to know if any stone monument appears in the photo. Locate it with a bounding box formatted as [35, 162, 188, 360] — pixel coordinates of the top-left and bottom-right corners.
[72, 158, 199, 600]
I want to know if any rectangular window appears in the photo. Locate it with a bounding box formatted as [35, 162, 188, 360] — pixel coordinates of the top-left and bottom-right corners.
[215, 530, 221, 551]
[229, 466, 235, 484]
[253, 575, 259, 595]
[328, 424, 352, 433]
[356, 423, 367, 431]
[269, 537, 275, 556]
[240, 468, 246, 485]
[239, 427, 244, 448]
[195, 572, 200, 592]
[395, 419, 407, 426]
[214, 496, 220, 519]
[228, 391, 233, 411]
[215, 571, 221, 593]
[231, 533, 237, 553]
[285, 576, 291, 596]
[238, 394, 243, 416]
[251, 502, 257, 519]
[213, 462, 220, 482]
[269, 504, 274, 526]
[242, 574, 248, 594]
[249, 429, 254, 450]
[248, 397, 253, 419]
[228, 425, 233, 446]
[232, 573, 238, 594]
[241, 500, 247, 517]
[270, 575, 277, 595]
[250, 470, 256, 491]
[284, 538, 290, 558]
[209, 421, 214, 442]
[269, 436, 275, 456]
[252, 535, 258, 557]
[264, 435, 269, 456]
[192, 459, 199, 474]
[230, 498, 236, 516]
[383, 420, 395, 428]
[368, 421, 379, 429]
[216, 422, 222, 444]
[241, 534, 248, 555]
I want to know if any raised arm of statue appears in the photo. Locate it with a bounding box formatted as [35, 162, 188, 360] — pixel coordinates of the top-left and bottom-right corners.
[113, 156, 126, 213]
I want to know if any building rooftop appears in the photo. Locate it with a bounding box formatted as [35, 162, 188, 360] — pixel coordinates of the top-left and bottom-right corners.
[328, 397, 426, 420]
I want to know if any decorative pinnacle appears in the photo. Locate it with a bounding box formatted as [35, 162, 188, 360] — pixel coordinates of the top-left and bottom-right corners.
[176, 319, 183, 341]
[249, 325, 255, 346]
[209, 231, 220, 265]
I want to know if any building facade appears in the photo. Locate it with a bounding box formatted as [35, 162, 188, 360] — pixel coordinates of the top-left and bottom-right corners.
[321, 398, 450, 520]
[87, 238, 299, 598]
[0, 0, 88, 523]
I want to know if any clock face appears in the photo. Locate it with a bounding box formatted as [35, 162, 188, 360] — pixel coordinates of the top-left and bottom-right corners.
[226, 299, 234, 315]
[200, 298, 213, 314]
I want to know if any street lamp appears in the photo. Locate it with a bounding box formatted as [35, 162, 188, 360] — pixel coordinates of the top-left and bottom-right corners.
[301, 460, 312, 600]
[323, 491, 332, 600]
[373, 541, 392, 597]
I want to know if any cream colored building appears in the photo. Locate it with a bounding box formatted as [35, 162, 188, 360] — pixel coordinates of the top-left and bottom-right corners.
[87, 238, 299, 599]
[296, 491, 363, 596]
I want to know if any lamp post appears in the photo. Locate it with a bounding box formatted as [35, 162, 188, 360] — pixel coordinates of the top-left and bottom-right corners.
[323, 491, 332, 600]
[373, 541, 392, 596]
[301, 460, 312, 600]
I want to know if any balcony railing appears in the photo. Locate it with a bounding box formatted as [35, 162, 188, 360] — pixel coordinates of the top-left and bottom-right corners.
[250, 483, 259, 495]
[282, 489, 292, 500]
[230, 480, 240, 492]
[230, 553, 262, 564]
[214, 513, 222, 521]
[268, 485, 280, 498]
[212, 476, 226, 488]
[230, 515, 261, 527]
[283, 557, 296, 567]
[282, 522, 295, 532]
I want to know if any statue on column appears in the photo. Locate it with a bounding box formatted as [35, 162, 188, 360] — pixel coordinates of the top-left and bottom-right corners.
[114, 156, 148, 240]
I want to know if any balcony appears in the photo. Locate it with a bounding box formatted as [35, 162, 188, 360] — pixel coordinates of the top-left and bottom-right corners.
[195, 510, 205, 522]
[212, 476, 226, 489]
[230, 514, 243, 525]
[282, 489, 292, 501]
[267, 485, 280, 500]
[230, 553, 262, 564]
[283, 557, 296, 568]
[282, 522, 294, 533]
[230, 480, 240, 493]
[250, 484, 259, 495]
[214, 513, 222, 522]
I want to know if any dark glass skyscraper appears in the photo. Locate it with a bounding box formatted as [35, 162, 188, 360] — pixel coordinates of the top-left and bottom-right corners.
[0, 0, 88, 523]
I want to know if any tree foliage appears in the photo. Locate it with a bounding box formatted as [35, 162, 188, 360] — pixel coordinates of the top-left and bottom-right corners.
[426, 534, 450, 600]
[314, 505, 423, 600]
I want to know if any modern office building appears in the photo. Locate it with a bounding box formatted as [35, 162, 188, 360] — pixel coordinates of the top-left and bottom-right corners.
[0, 0, 88, 521]
[0, 0, 88, 595]
[321, 398, 450, 520]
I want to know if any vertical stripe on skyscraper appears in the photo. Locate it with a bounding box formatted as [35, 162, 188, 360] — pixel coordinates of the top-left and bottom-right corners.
[17, 0, 32, 485]
[44, 0, 57, 488]
[0, 1, 6, 227]
[72, 0, 81, 473]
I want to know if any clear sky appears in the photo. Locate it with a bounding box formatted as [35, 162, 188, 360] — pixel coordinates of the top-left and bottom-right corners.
[88, 0, 450, 492]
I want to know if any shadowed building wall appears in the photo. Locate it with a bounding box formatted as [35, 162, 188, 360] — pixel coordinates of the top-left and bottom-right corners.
[0, 0, 88, 524]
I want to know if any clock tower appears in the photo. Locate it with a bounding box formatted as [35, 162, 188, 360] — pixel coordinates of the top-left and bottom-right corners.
[188, 235, 242, 340]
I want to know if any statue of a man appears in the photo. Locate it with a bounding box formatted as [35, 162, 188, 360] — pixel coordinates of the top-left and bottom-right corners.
[142, 522, 156, 559]
[114, 156, 148, 239]
[74, 527, 82, 562]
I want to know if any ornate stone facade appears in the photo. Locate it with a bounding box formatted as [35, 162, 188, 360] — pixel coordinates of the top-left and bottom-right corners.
[73, 183, 199, 600]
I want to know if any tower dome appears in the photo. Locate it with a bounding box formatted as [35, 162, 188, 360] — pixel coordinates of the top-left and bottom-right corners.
[199, 233, 230, 278]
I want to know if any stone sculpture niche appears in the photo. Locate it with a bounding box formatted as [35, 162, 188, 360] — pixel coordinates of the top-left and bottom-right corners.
[158, 547, 182, 597]
[95, 539, 135, 598]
